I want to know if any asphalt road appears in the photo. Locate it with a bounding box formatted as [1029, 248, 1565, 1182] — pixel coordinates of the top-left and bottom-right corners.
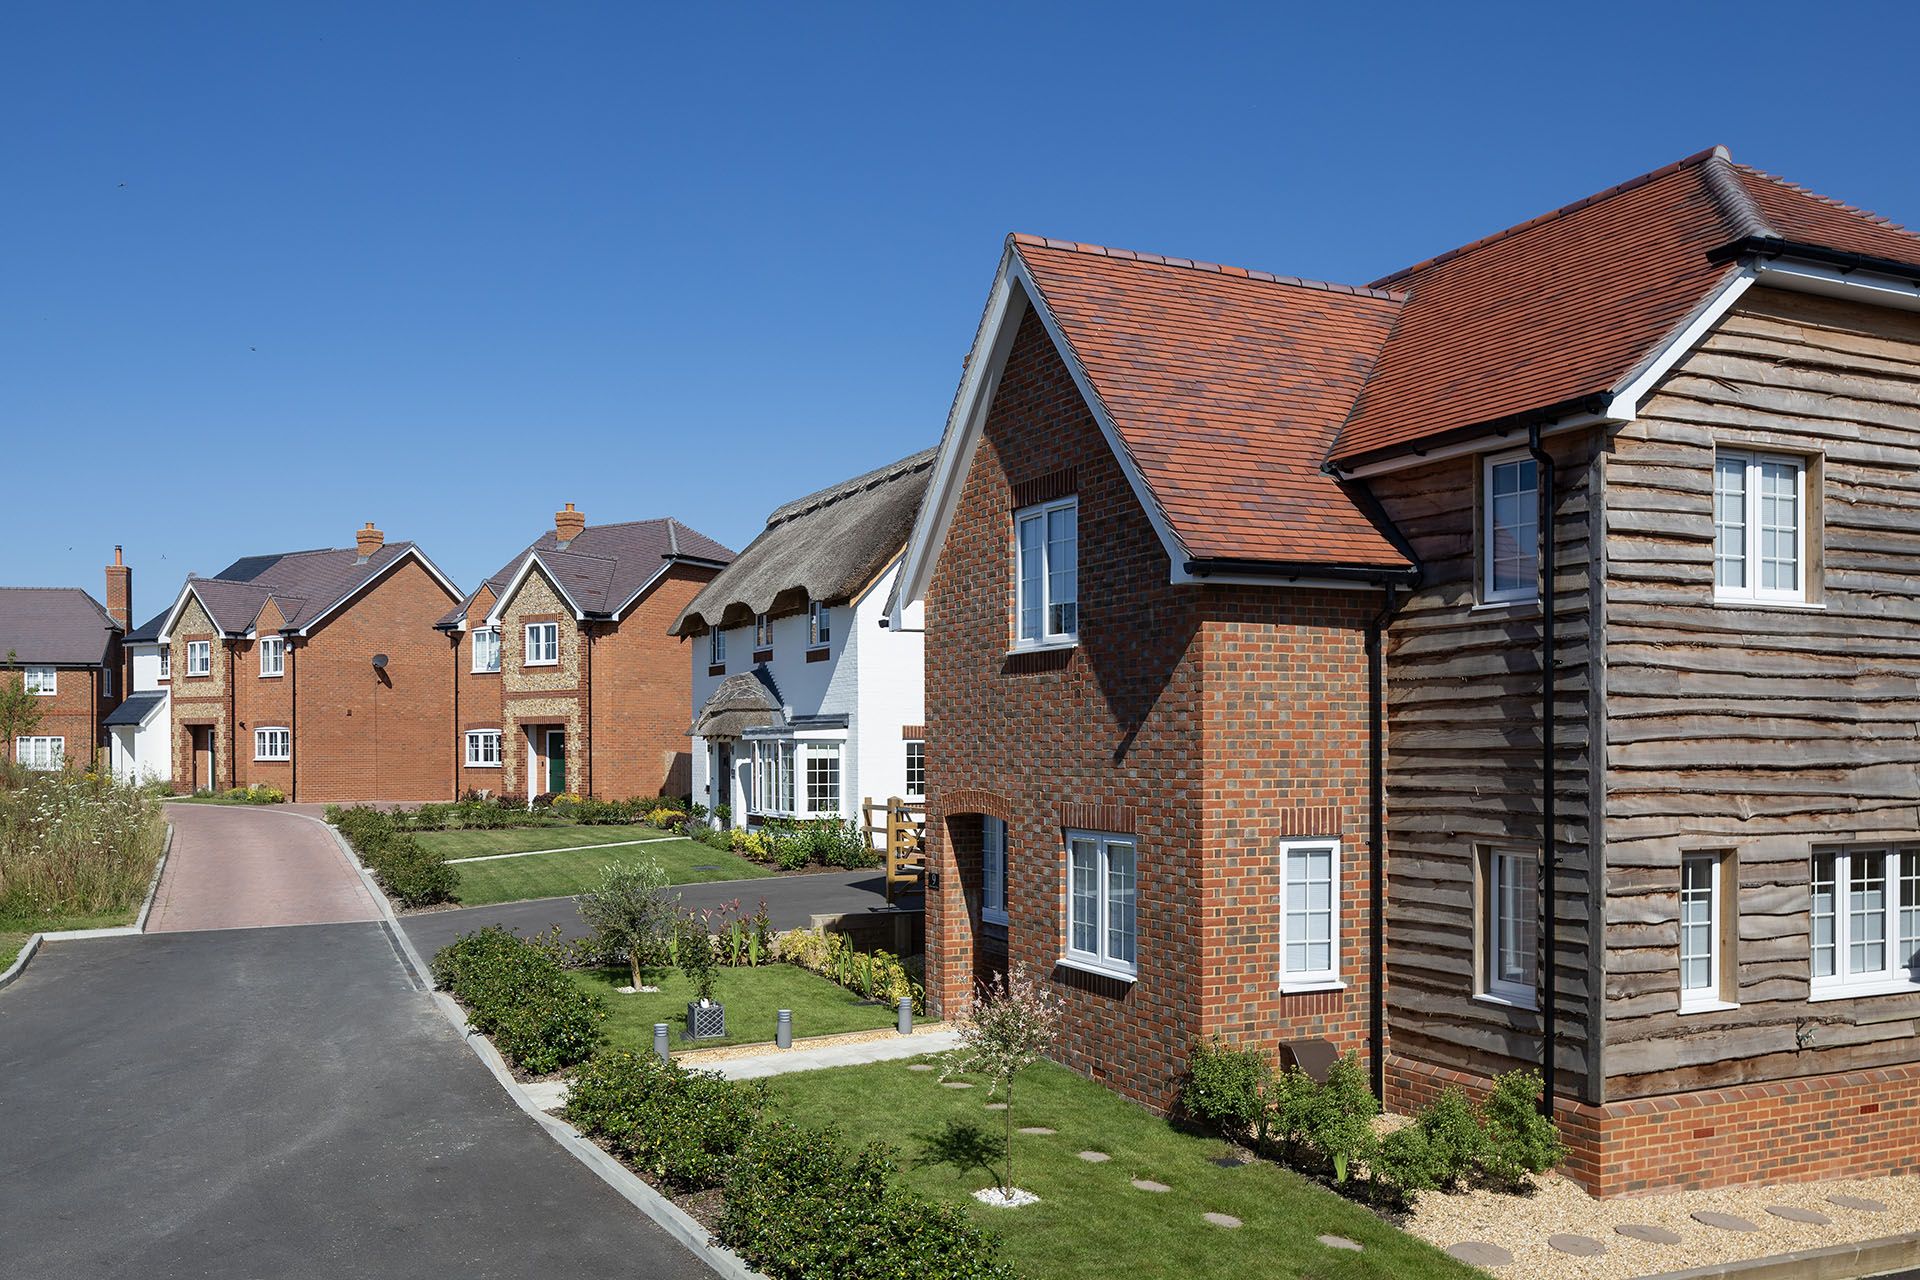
[0, 923, 709, 1280]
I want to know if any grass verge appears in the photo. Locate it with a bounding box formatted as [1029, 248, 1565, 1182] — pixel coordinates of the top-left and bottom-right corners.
[0, 907, 143, 973]
[766, 1057, 1481, 1280]
[415, 825, 675, 859]
[429, 834, 774, 906]
[574, 962, 898, 1053]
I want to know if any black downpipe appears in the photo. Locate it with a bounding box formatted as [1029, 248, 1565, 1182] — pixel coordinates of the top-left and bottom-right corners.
[1367, 583, 1399, 1104]
[1527, 425, 1558, 1120]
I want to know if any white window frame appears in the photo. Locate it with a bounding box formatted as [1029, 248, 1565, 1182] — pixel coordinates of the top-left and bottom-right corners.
[17, 735, 65, 771]
[982, 815, 1008, 925]
[808, 601, 831, 649]
[750, 740, 797, 816]
[904, 740, 926, 799]
[1063, 829, 1137, 980]
[1482, 451, 1539, 604]
[1280, 839, 1342, 991]
[804, 743, 841, 815]
[472, 627, 501, 674]
[524, 622, 559, 666]
[1014, 496, 1079, 649]
[1714, 449, 1808, 604]
[465, 729, 502, 768]
[1481, 848, 1538, 1008]
[102, 669, 114, 699]
[709, 628, 725, 667]
[186, 641, 211, 677]
[158, 648, 170, 680]
[259, 637, 285, 677]
[1678, 852, 1738, 1013]
[24, 666, 56, 696]
[754, 613, 772, 650]
[1810, 846, 1920, 1001]
[254, 727, 291, 762]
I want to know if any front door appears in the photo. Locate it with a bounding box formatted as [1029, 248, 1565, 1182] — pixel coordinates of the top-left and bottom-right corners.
[192, 726, 214, 793]
[715, 743, 733, 815]
[545, 729, 567, 794]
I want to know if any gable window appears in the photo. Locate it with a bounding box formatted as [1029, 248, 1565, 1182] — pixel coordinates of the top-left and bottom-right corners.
[465, 730, 502, 768]
[904, 740, 926, 799]
[472, 627, 501, 674]
[1679, 852, 1738, 1012]
[808, 602, 831, 649]
[754, 613, 773, 651]
[24, 667, 56, 696]
[186, 642, 211, 677]
[805, 744, 841, 815]
[158, 648, 170, 680]
[525, 622, 559, 666]
[982, 816, 1008, 925]
[1015, 497, 1078, 648]
[254, 727, 291, 761]
[1065, 830, 1137, 978]
[259, 637, 285, 677]
[1811, 847, 1920, 999]
[1281, 840, 1341, 989]
[1481, 848, 1537, 1007]
[751, 741, 796, 815]
[1483, 452, 1538, 603]
[1715, 450, 1806, 602]
[709, 628, 725, 667]
[17, 736, 65, 771]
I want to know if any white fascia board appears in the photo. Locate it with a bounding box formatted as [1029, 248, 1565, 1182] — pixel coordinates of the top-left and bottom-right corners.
[293, 546, 467, 637]
[1754, 259, 1920, 314]
[1605, 266, 1758, 416]
[483, 552, 587, 626]
[609, 563, 672, 622]
[155, 581, 209, 644]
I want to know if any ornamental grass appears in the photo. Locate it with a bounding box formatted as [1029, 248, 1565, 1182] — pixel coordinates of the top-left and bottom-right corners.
[0, 765, 167, 926]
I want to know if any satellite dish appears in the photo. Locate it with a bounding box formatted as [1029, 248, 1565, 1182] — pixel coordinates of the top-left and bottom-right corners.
[371, 654, 389, 669]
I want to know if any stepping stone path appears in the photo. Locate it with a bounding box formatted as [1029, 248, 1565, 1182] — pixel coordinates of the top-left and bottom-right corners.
[1828, 1195, 1888, 1213]
[1446, 1242, 1512, 1267]
[1018, 1127, 1055, 1135]
[1209, 1156, 1248, 1169]
[1615, 1223, 1683, 1245]
[1548, 1234, 1606, 1257]
[984, 1102, 1009, 1110]
[1318, 1235, 1362, 1252]
[1077, 1151, 1110, 1163]
[942, 1081, 973, 1089]
[1692, 1211, 1760, 1232]
[1767, 1205, 1831, 1225]
[907, 1063, 936, 1072]
[1202, 1213, 1242, 1229]
[1131, 1179, 1170, 1193]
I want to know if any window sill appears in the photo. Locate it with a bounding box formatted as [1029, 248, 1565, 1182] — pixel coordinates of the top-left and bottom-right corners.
[1808, 979, 1920, 1003]
[1712, 596, 1824, 611]
[1055, 955, 1136, 984]
[254, 758, 291, 764]
[1470, 598, 1539, 614]
[1007, 640, 1079, 657]
[465, 762, 502, 769]
[1281, 979, 1347, 995]
[524, 660, 559, 667]
[1678, 998, 1741, 1014]
[259, 673, 283, 679]
[1473, 991, 1538, 1012]
[473, 668, 502, 676]
[982, 910, 1009, 927]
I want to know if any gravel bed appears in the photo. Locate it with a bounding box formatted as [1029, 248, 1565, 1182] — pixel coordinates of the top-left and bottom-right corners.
[1403, 1169, 1919, 1279]
[672, 1021, 949, 1066]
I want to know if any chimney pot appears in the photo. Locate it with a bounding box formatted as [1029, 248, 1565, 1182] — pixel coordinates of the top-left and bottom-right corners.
[554, 503, 586, 545]
[356, 523, 385, 559]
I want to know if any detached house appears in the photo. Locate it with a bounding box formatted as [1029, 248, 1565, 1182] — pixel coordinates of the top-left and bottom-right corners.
[438, 507, 733, 801]
[1, 549, 132, 770]
[675, 450, 932, 828]
[157, 524, 462, 801]
[893, 148, 1920, 1195]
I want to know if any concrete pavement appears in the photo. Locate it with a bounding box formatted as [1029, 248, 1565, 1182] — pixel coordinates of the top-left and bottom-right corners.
[151, 802, 379, 931]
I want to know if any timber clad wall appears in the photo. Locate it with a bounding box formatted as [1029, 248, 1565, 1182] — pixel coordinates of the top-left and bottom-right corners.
[1601, 287, 1920, 1102]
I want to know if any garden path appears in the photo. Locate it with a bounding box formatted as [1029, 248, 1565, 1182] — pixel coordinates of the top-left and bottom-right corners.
[150, 802, 380, 932]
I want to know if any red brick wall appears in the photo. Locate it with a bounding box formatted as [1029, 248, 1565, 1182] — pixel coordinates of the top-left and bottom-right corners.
[925, 309, 1378, 1112]
[9, 663, 111, 770]
[453, 587, 505, 796]
[586, 563, 712, 801]
[230, 599, 294, 795]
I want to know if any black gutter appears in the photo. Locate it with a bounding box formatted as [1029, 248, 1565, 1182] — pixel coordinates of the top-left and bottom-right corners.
[1366, 582, 1404, 1103]
[1710, 236, 1920, 285]
[1328, 392, 1610, 477]
[1182, 558, 1421, 586]
[1526, 423, 1558, 1121]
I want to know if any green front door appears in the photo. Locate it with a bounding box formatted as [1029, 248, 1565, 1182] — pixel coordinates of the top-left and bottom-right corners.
[546, 729, 566, 794]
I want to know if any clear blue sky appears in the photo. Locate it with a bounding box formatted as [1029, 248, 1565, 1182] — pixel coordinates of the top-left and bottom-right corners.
[7, 1, 1918, 625]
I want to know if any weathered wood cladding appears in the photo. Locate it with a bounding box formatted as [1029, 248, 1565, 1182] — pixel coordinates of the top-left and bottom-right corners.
[1602, 287, 1920, 1099]
[1372, 433, 1601, 1101]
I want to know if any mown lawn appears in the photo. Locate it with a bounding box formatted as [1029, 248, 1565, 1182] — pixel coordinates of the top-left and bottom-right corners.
[766, 1057, 1480, 1280]
[413, 826, 644, 859]
[0, 932, 25, 970]
[574, 963, 897, 1053]
[0, 908, 143, 971]
[420, 833, 776, 906]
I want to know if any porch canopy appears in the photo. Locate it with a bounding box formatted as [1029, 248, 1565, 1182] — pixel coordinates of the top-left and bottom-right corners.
[690, 668, 785, 739]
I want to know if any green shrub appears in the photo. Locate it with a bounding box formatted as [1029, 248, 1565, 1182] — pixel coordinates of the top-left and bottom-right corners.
[1370, 1124, 1445, 1197]
[1480, 1069, 1568, 1186]
[432, 926, 607, 1074]
[1302, 1052, 1380, 1183]
[330, 806, 460, 907]
[1413, 1085, 1484, 1189]
[676, 914, 718, 1002]
[718, 1121, 1020, 1280]
[565, 1050, 767, 1190]
[1181, 1038, 1273, 1139]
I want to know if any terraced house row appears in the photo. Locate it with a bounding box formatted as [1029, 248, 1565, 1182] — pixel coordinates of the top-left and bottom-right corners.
[891, 146, 1920, 1196]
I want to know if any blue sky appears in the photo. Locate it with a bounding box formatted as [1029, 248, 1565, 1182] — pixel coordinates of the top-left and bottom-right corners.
[7, 1, 1918, 624]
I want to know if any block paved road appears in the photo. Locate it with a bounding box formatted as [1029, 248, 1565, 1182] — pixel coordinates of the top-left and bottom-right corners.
[153, 801, 381, 931]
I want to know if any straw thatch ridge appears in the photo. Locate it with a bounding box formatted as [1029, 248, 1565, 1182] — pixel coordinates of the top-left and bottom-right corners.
[689, 666, 785, 738]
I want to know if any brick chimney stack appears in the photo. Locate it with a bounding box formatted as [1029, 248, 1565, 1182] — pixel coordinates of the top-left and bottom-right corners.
[104, 545, 132, 630]
[554, 503, 586, 546]
[356, 523, 385, 561]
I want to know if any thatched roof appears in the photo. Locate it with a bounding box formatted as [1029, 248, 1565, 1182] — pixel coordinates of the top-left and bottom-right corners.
[690, 667, 785, 738]
[672, 448, 935, 636]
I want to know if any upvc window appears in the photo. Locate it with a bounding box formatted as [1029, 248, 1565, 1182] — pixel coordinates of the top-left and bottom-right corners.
[709, 628, 725, 667]
[17, 736, 65, 770]
[24, 667, 56, 696]
[754, 613, 772, 649]
[158, 648, 170, 679]
[186, 641, 211, 676]
[254, 728, 291, 761]
[259, 637, 285, 677]
[808, 601, 831, 648]
[805, 744, 841, 815]
[904, 740, 926, 799]
[1811, 847, 1920, 998]
[1678, 853, 1737, 1011]
[1281, 840, 1340, 988]
[751, 741, 797, 815]
[472, 627, 501, 673]
[1482, 849, 1538, 1007]
[524, 622, 559, 666]
[982, 816, 1008, 925]
[102, 669, 114, 698]
[1715, 450, 1806, 602]
[1483, 452, 1538, 603]
[1014, 497, 1078, 648]
[465, 730, 502, 768]
[1065, 830, 1137, 978]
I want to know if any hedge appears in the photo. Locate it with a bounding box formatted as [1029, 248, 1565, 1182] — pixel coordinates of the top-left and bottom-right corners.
[431, 926, 607, 1074]
[564, 1050, 767, 1190]
[329, 805, 460, 907]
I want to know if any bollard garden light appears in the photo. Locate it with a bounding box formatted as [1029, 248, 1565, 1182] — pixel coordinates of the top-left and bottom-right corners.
[898, 996, 913, 1035]
[776, 1008, 792, 1049]
[654, 1022, 670, 1063]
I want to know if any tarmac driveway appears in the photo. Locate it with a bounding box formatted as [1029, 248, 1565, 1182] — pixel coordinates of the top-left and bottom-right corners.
[0, 923, 707, 1280]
